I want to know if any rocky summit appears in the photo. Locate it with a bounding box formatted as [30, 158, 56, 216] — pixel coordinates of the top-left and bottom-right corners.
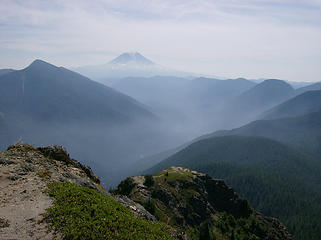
[0, 143, 291, 240]
[114, 166, 292, 240]
[0, 143, 103, 239]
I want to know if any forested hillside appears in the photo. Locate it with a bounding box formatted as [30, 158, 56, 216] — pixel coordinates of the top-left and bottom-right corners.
[147, 136, 321, 240]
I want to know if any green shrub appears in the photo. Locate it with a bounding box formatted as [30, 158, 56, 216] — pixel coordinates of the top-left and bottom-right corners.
[44, 182, 176, 240]
[144, 175, 155, 188]
[111, 178, 135, 196]
[199, 220, 216, 240]
[143, 199, 156, 216]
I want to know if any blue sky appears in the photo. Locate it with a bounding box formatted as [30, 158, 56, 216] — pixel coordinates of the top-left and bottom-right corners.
[1, 0, 321, 81]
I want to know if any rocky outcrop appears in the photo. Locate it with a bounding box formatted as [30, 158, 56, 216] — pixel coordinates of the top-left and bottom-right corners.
[0, 143, 162, 239]
[113, 195, 157, 221]
[37, 145, 100, 184]
[115, 166, 292, 240]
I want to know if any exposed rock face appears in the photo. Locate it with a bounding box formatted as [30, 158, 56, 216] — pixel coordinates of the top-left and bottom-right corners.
[113, 195, 157, 221]
[0, 143, 158, 239]
[115, 166, 292, 240]
[37, 145, 100, 184]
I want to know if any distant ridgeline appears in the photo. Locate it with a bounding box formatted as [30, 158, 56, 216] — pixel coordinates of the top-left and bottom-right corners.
[0, 59, 185, 186]
[144, 90, 321, 240]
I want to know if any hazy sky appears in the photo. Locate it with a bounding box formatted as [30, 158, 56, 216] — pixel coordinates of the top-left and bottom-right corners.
[1, 0, 321, 82]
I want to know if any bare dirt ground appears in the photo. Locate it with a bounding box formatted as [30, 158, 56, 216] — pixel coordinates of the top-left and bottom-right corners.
[0, 151, 57, 240]
[0, 143, 99, 240]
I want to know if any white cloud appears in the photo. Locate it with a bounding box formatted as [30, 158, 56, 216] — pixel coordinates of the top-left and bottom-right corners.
[0, 0, 321, 81]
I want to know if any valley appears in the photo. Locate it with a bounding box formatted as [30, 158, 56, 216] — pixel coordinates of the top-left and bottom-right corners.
[1, 53, 320, 240]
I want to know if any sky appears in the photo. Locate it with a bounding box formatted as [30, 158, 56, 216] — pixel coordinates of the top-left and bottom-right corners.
[1, 0, 321, 82]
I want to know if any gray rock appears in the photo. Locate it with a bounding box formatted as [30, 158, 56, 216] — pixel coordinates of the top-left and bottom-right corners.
[71, 160, 100, 184]
[112, 195, 157, 222]
[74, 177, 97, 190]
[38, 145, 71, 164]
[0, 158, 14, 165]
[8, 175, 21, 181]
[21, 164, 36, 172]
[62, 172, 76, 179]
[38, 145, 100, 184]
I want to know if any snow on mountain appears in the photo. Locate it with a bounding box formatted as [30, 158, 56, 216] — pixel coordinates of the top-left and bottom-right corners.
[73, 52, 196, 80]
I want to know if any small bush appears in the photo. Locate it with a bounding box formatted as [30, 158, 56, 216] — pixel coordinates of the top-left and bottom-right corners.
[112, 178, 135, 196]
[143, 199, 156, 215]
[144, 175, 155, 188]
[199, 220, 216, 240]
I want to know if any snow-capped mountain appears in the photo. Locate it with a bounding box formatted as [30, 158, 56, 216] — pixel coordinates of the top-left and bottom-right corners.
[109, 52, 154, 65]
[73, 52, 194, 80]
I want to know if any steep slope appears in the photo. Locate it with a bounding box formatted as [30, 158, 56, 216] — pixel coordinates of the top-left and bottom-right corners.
[262, 90, 321, 120]
[217, 79, 294, 128]
[212, 110, 321, 157]
[0, 143, 182, 240]
[0, 59, 154, 124]
[146, 136, 321, 240]
[115, 167, 291, 240]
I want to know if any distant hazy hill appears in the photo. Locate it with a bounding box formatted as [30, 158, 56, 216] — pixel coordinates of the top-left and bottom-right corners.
[128, 80, 321, 173]
[217, 79, 294, 128]
[186, 77, 256, 107]
[74, 52, 192, 79]
[0, 59, 154, 124]
[147, 135, 321, 240]
[0, 60, 185, 186]
[262, 90, 321, 120]
[112, 76, 255, 109]
[295, 81, 321, 95]
[111, 76, 189, 107]
[0, 69, 14, 77]
[286, 80, 312, 89]
[132, 109, 321, 174]
[111, 76, 256, 137]
[211, 111, 321, 158]
[238, 79, 294, 104]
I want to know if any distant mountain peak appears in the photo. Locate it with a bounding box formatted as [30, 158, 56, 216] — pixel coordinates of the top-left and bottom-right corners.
[30, 59, 49, 66]
[109, 52, 154, 65]
[254, 79, 294, 91]
[260, 79, 291, 86]
[28, 59, 58, 70]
